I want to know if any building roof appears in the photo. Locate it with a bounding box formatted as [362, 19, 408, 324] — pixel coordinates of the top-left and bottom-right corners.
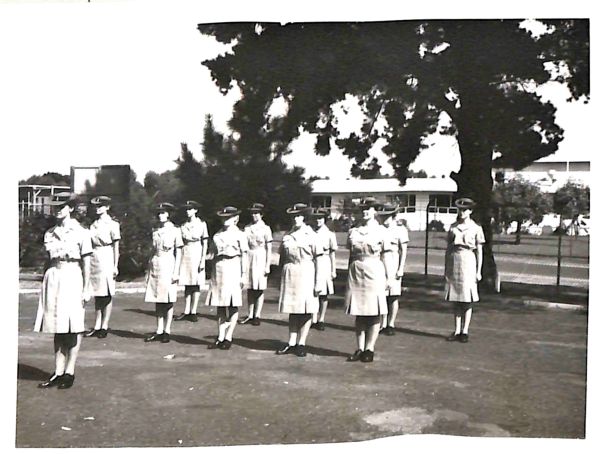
[311, 178, 457, 194]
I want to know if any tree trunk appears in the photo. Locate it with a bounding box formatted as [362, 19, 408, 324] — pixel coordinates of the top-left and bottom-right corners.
[451, 112, 497, 291]
[515, 221, 522, 245]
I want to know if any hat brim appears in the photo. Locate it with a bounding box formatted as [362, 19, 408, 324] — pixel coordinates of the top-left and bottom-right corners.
[377, 210, 398, 216]
[217, 210, 241, 217]
[456, 203, 476, 209]
[248, 208, 263, 213]
[182, 205, 199, 210]
[286, 208, 309, 215]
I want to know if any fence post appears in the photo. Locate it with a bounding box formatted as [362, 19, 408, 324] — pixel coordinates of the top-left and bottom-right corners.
[556, 214, 562, 289]
[425, 201, 431, 277]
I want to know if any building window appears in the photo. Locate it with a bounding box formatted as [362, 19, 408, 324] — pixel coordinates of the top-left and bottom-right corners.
[428, 194, 457, 213]
[310, 196, 332, 209]
[388, 194, 416, 213]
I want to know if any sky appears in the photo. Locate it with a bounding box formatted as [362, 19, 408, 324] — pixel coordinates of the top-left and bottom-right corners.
[0, 0, 594, 184]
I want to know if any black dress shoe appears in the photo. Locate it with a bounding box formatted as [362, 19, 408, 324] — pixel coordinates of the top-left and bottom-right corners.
[84, 329, 100, 338]
[315, 322, 325, 331]
[276, 344, 296, 355]
[459, 333, 469, 343]
[239, 317, 253, 325]
[360, 350, 375, 363]
[189, 314, 199, 322]
[347, 350, 363, 362]
[38, 374, 63, 389]
[58, 374, 75, 389]
[295, 345, 307, 357]
[219, 339, 232, 350]
[386, 327, 396, 336]
[97, 329, 108, 339]
[208, 340, 222, 349]
[174, 313, 189, 321]
[144, 333, 163, 343]
[160, 333, 171, 343]
[446, 333, 460, 342]
[251, 318, 261, 326]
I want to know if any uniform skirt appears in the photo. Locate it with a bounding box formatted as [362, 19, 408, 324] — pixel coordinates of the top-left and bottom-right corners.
[345, 256, 388, 316]
[179, 241, 205, 287]
[445, 248, 479, 302]
[205, 256, 243, 307]
[247, 246, 268, 290]
[382, 251, 402, 296]
[279, 260, 318, 314]
[34, 261, 85, 334]
[145, 252, 178, 303]
[315, 254, 335, 296]
[90, 245, 116, 297]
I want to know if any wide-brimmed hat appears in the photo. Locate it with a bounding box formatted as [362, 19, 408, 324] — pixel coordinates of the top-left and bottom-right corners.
[455, 198, 477, 209]
[181, 200, 201, 210]
[247, 203, 265, 213]
[311, 208, 330, 218]
[377, 203, 399, 216]
[357, 197, 381, 209]
[48, 192, 78, 208]
[286, 203, 311, 215]
[91, 195, 112, 207]
[216, 206, 241, 217]
[155, 202, 175, 213]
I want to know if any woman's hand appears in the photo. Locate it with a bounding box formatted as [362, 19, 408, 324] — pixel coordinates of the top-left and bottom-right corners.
[171, 273, 179, 284]
[113, 266, 119, 278]
[82, 288, 92, 304]
[395, 270, 404, 280]
[476, 271, 482, 282]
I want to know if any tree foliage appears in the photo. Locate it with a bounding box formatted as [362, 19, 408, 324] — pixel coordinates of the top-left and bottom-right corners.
[198, 19, 589, 282]
[553, 181, 590, 219]
[19, 172, 70, 187]
[176, 115, 312, 234]
[493, 177, 552, 243]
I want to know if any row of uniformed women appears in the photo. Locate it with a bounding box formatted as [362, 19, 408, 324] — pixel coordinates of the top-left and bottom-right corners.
[34, 193, 483, 389]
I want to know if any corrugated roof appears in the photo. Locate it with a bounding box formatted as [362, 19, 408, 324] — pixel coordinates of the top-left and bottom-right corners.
[311, 178, 457, 194]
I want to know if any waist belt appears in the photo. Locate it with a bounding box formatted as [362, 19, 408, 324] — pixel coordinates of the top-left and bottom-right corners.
[452, 245, 473, 251]
[49, 258, 80, 268]
[215, 254, 240, 260]
[351, 253, 381, 261]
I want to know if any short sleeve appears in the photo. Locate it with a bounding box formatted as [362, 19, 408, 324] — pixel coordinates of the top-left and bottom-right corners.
[329, 231, 338, 251]
[265, 226, 273, 243]
[80, 229, 93, 257]
[174, 228, 184, 248]
[398, 226, 409, 244]
[111, 221, 121, 242]
[239, 231, 249, 253]
[476, 225, 486, 245]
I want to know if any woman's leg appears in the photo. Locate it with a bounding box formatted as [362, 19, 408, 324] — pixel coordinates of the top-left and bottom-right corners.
[254, 290, 265, 319]
[355, 316, 366, 351]
[388, 297, 399, 329]
[163, 303, 174, 334]
[462, 305, 473, 334]
[92, 298, 103, 331]
[242, 290, 256, 323]
[453, 303, 463, 335]
[63, 334, 82, 375]
[318, 296, 328, 323]
[183, 287, 193, 315]
[216, 307, 228, 341]
[191, 289, 201, 315]
[156, 304, 165, 334]
[288, 314, 299, 346]
[225, 307, 239, 341]
[364, 316, 381, 351]
[297, 314, 312, 345]
[101, 296, 113, 330]
[54, 334, 67, 376]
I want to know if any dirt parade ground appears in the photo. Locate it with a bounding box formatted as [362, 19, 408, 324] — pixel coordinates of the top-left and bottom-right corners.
[15, 271, 589, 448]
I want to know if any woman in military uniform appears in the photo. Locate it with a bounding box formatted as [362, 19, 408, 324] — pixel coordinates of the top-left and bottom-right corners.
[205, 206, 249, 350]
[444, 198, 485, 343]
[144, 203, 183, 344]
[240, 203, 272, 326]
[85, 196, 120, 339]
[175, 201, 208, 323]
[311, 208, 337, 331]
[345, 198, 387, 363]
[276, 203, 318, 358]
[379, 204, 409, 335]
[35, 194, 93, 390]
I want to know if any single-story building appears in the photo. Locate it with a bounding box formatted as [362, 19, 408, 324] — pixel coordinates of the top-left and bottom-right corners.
[18, 185, 70, 219]
[310, 178, 458, 231]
